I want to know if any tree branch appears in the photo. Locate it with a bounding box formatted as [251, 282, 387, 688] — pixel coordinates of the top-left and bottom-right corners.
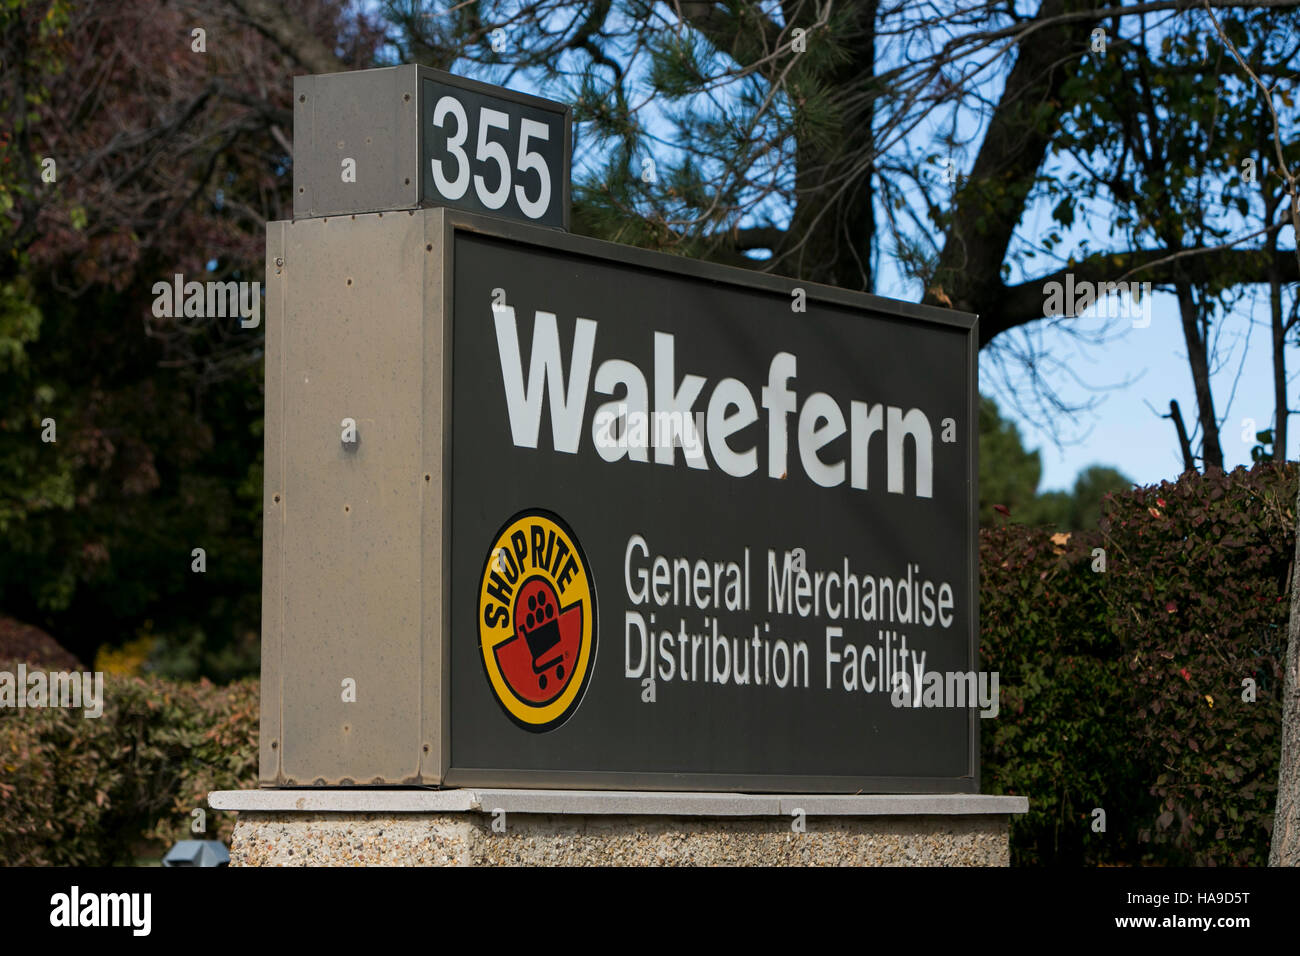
[995, 246, 1300, 344]
[924, 0, 1102, 320]
[225, 0, 345, 74]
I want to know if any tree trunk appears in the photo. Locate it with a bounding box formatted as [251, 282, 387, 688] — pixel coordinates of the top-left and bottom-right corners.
[1270, 470, 1300, 865]
[1271, 265, 1288, 461]
[924, 0, 1099, 323]
[1166, 399, 1196, 474]
[1174, 281, 1224, 470]
[777, 0, 877, 290]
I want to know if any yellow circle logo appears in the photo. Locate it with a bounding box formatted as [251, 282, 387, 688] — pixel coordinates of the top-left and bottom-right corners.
[478, 510, 597, 732]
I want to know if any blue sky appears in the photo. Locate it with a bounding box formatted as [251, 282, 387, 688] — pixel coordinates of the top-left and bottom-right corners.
[985, 291, 1287, 491]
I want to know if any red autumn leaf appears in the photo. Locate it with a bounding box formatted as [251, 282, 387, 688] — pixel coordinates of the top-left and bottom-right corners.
[1180, 667, 1191, 681]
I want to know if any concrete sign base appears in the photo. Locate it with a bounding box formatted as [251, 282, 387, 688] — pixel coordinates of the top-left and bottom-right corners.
[209, 790, 1026, 866]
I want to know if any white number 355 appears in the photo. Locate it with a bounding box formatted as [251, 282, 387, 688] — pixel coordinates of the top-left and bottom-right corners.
[429, 95, 551, 220]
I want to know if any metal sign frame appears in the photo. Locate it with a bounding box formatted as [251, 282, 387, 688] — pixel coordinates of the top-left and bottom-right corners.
[259, 207, 979, 794]
[293, 65, 572, 229]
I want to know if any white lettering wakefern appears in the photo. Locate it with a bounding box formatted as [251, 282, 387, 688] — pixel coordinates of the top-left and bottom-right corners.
[491, 304, 937, 498]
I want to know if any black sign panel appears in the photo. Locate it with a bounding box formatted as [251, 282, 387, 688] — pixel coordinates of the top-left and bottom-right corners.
[421, 76, 569, 229]
[444, 217, 979, 792]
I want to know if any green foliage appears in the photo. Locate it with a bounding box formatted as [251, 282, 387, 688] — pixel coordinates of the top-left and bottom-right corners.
[0, 278, 76, 539]
[1055, 9, 1295, 274]
[981, 461, 1296, 866]
[0, 0, 285, 673]
[1069, 466, 1133, 527]
[1026, 465, 1132, 531]
[0, 3, 77, 543]
[646, 31, 708, 99]
[0, 663, 257, 865]
[0, 310, 266, 669]
[0, 277, 41, 370]
[978, 396, 1042, 523]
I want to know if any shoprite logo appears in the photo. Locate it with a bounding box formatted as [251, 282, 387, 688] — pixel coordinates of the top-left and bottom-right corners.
[478, 510, 597, 731]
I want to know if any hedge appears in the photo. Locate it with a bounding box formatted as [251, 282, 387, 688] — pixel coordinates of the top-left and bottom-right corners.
[1099, 463, 1293, 865]
[979, 522, 1146, 865]
[1, 463, 1294, 866]
[981, 461, 1295, 866]
[0, 669, 256, 865]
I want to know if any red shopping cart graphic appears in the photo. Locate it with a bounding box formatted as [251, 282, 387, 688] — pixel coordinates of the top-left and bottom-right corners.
[493, 576, 584, 706]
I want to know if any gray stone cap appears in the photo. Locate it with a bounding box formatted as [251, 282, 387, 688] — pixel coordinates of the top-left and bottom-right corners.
[208, 788, 1028, 816]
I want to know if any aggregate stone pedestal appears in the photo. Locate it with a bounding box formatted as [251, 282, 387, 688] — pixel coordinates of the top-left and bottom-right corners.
[209, 790, 1027, 867]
